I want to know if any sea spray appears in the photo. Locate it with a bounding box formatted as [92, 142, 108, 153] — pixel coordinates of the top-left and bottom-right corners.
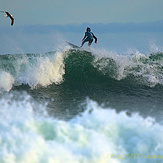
[92, 49, 163, 86]
[17, 51, 65, 88]
[0, 49, 163, 91]
[0, 51, 65, 90]
[0, 71, 14, 91]
[0, 93, 163, 163]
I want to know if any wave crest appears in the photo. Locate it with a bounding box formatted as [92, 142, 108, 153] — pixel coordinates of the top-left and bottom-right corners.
[0, 49, 163, 91]
[0, 51, 65, 91]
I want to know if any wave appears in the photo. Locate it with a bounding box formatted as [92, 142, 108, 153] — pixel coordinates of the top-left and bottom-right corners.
[0, 48, 163, 91]
[0, 93, 163, 163]
[0, 51, 65, 91]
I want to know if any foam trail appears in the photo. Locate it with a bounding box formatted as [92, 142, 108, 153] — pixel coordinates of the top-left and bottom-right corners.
[0, 94, 163, 163]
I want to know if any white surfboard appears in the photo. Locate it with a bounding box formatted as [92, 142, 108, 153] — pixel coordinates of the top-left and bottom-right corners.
[66, 41, 80, 49]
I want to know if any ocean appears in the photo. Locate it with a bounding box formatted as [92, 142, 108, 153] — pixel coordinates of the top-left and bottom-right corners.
[0, 47, 163, 163]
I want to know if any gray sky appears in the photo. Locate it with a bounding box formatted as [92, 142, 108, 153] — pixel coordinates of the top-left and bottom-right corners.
[0, 0, 163, 26]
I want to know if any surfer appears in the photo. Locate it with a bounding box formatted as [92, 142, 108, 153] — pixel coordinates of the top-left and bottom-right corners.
[81, 27, 97, 47]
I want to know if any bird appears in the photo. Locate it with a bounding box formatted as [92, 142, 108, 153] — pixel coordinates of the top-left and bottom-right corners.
[0, 11, 14, 26]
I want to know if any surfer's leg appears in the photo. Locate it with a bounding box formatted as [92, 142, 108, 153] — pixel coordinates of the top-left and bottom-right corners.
[88, 38, 93, 46]
[81, 38, 89, 47]
[81, 40, 85, 47]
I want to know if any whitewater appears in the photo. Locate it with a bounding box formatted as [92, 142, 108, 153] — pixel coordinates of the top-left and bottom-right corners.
[1, 48, 163, 90]
[0, 46, 163, 163]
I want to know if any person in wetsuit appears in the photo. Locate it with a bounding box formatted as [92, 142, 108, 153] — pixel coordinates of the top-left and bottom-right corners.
[81, 27, 97, 47]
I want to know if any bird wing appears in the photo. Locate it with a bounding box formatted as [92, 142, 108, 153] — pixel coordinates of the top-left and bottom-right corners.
[0, 11, 14, 26]
[5, 12, 11, 17]
[10, 17, 14, 26]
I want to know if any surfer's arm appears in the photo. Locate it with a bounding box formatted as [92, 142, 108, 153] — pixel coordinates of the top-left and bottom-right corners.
[92, 33, 97, 43]
[82, 32, 87, 41]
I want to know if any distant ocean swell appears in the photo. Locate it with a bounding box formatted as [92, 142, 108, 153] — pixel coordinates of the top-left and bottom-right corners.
[0, 49, 163, 92]
[0, 93, 163, 163]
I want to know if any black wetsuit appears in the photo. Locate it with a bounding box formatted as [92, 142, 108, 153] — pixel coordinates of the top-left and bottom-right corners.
[81, 31, 97, 47]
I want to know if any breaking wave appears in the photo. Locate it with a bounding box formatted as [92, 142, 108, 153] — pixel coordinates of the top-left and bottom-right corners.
[0, 93, 163, 163]
[0, 48, 163, 91]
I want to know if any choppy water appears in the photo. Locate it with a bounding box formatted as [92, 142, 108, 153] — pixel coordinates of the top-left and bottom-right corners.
[0, 47, 163, 162]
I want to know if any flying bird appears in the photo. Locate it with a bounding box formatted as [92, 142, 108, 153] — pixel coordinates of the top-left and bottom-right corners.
[0, 11, 14, 26]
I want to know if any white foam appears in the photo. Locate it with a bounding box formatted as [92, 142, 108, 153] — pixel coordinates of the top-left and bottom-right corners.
[0, 94, 163, 163]
[15, 51, 65, 88]
[6, 52, 65, 88]
[91, 48, 163, 86]
[92, 48, 135, 80]
[0, 71, 14, 91]
[0, 51, 66, 91]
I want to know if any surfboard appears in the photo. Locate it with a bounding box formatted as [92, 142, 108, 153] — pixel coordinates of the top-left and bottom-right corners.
[66, 41, 91, 53]
[66, 41, 80, 49]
